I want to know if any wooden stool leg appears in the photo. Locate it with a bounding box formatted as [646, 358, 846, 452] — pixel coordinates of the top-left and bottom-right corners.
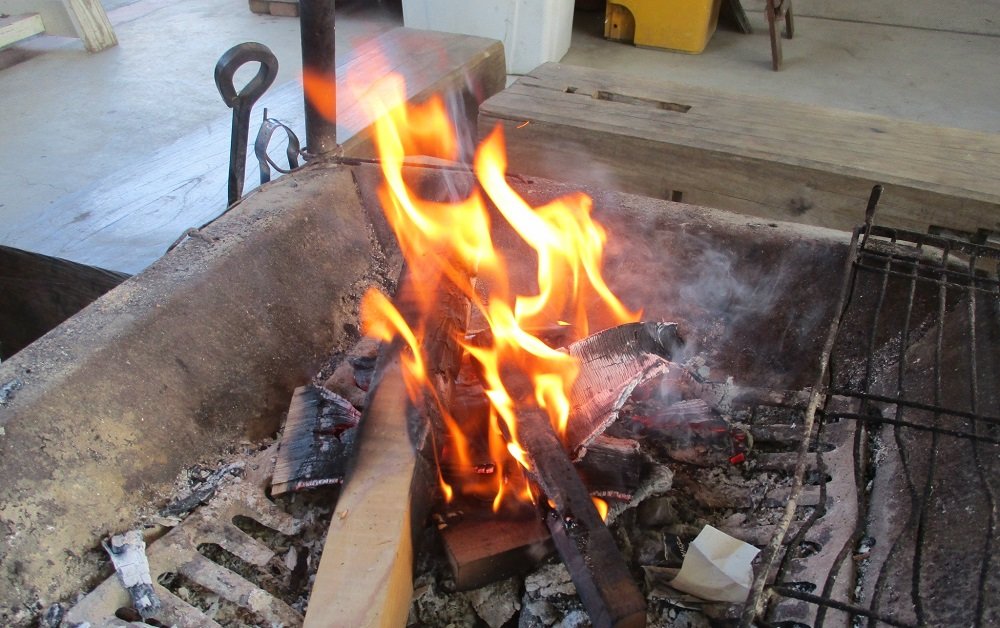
[784, 1, 794, 39]
[766, 0, 782, 71]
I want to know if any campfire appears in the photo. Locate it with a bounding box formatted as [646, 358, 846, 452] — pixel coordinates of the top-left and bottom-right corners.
[16, 37, 996, 628]
[324, 68, 657, 626]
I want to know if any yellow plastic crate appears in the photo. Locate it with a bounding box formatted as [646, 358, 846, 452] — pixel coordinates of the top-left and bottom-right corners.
[605, 0, 723, 54]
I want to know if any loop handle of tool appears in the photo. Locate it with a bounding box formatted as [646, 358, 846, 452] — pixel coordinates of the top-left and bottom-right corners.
[214, 42, 279, 108]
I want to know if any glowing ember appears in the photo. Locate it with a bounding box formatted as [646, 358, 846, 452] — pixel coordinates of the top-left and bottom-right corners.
[306, 69, 639, 510]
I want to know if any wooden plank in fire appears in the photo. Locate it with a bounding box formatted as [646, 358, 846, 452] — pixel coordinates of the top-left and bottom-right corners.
[516, 405, 648, 628]
[304, 268, 472, 627]
[302, 351, 422, 628]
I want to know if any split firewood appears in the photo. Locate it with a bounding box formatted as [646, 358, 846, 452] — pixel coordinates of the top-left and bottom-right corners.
[271, 386, 361, 497]
[619, 397, 750, 467]
[575, 434, 646, 500]
[566, 322, 683, 455]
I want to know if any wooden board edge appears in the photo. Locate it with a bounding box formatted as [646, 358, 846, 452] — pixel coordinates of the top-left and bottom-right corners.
[0, 13, 44, 48]
[302, 356, 419, 628]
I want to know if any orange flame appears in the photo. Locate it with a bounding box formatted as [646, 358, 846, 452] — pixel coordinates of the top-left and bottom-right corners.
[593, 497, 610, 522]
[313, 66, 638, 511]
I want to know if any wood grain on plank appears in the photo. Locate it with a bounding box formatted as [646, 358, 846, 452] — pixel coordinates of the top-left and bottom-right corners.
[479, 62, 1000, 235]
[302, 355, 417, 628]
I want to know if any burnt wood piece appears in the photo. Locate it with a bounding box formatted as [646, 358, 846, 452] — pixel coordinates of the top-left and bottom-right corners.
[517, 406, 647, 628]
[566, 322, 681, 454]
[576, 435, 645, 499]
[479, 62, 1000, 236]
[392, 268, 473, 457]
[441, 515, 554, 590]
[271, 386, 361, 496]
[622, 398, 748, 466]
[322, 337, 380, 409]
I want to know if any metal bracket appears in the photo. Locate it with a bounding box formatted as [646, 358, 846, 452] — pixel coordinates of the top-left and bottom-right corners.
[254, 108, 302, 185]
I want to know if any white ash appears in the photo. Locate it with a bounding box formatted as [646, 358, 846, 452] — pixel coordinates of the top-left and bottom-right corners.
[409, 573, 479, 627]
[467, 577, 521, 628]
[519, 562, 586, 628]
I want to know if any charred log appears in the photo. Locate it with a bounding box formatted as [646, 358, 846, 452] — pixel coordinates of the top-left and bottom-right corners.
[272, 386, 360, 497]
[516, 406, 647, 628]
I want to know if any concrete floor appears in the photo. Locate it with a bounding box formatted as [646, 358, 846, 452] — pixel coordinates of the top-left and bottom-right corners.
[0, 0, 998, 271]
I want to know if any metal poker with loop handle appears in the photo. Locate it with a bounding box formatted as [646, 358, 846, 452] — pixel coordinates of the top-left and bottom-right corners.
[214, 42, 279, 207]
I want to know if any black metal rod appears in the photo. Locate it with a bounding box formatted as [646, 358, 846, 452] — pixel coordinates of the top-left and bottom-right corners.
[299, 0, 338, 156]
[771, 586, 916, 628]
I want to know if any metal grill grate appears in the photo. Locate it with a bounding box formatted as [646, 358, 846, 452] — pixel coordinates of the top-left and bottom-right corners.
[755, 188, 1000, 627]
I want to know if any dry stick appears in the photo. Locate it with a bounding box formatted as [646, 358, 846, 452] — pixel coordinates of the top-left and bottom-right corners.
[738, 224, 866, 626]
[515, 404, 647, 628]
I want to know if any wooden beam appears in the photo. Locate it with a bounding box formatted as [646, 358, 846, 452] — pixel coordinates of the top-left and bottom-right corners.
[305, 264, 473, 626]
[516, 406, 647, 628]
[479, 63, 1000, 235]
[0, 13, 43, 48]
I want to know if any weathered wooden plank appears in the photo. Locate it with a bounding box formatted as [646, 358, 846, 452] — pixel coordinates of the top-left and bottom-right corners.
[0, 13, 43, 48]
[248, 0, 299, 17]
[64, 0, 117, 52]
[0, 0, 115, 50]
[4, 28, 505, 274]
[479, 62, 1000, 235]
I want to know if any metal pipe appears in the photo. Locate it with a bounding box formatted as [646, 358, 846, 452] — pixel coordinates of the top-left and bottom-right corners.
[299, 0, 338, 156]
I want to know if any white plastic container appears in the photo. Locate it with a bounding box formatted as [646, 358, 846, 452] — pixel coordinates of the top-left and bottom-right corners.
[402, 0, 575, 75]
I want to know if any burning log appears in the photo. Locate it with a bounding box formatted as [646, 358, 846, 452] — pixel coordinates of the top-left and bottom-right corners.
[566, 322, 683, 455]
[515, 405, 648, 628]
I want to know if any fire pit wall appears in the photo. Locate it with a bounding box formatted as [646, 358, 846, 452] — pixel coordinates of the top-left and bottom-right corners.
[0, 163, 403, 618]
[0, 161, 853, 618]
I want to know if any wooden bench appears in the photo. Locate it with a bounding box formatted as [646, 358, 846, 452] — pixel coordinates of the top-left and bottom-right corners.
[479, 62, 1000, 235]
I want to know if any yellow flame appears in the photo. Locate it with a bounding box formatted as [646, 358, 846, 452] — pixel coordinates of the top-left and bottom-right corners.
[314, 67, 638, 511]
